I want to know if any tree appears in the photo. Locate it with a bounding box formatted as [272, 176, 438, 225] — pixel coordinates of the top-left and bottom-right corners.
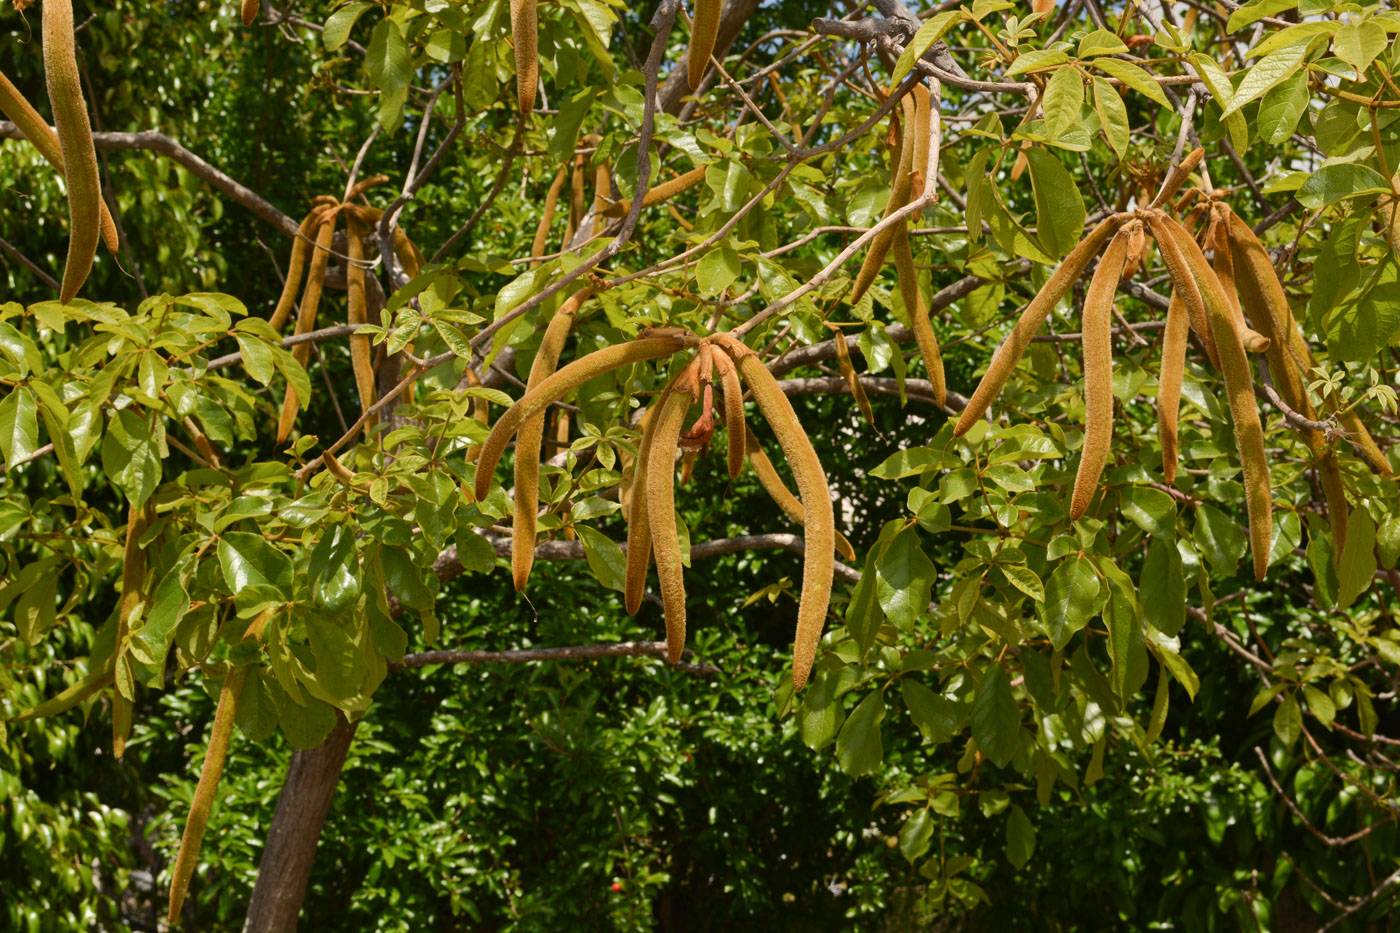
[3, 0, 1400, 928]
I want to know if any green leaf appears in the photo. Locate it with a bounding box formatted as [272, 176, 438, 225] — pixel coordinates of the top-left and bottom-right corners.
[876, 528, 935, 631]
[0, 386, 39, 469]
[1091, 58, 1170, 107]
[365, 19, 411, 93]
[846, 548, 884, 659]
[891, 10, 963, 84]
[696, 247, 741, 298]
[971, 664, 1019, 767]
[133, 556, 190, 679]
[381, 546, 435, 613]
[1119, 485, 1176, 539]
[903, 679, 960, 744]
[1141, 538, 1186, 637]
[1222, 41, 1312, 118]
[1007, 49, 1069, 76]
[1257, 71, 1310, 144]
[1336, 507, 1377, 609]
[1226, 0, 1298, 32]
[899, 809, 934, 864]
[836, 690, 886, 777]
[1000, 563, 1045, 603]
[1041, 68, 1084, 139]
[305, 617, 365, 702]
[1297, 163, 1390, 210]
[1194, 504, 1247, 577]
[800, 672, 845, 751]
[219, 532, 294, 595]
[1247, 21, 1337, 59]
[235, 670, 283, 742]
[1333, 21, 1386, 79]
[1038, 556, 1099, 650]
[1327, 258, 1400, 362]
[1025, 148, 1085, 259]
[1273, 693, 1302, 746]
[15, 571, 58, 645]
[576, 525, 626, 592]
[279, 695, 338, 749]
[1092, 77, 1129, 159]
[548, 89, 600, 164]
[1005, 805, 1037, 869]
[1078, 29, 1128, 57]
[101, 408, 160, 507]
[309, 525, 361, 612]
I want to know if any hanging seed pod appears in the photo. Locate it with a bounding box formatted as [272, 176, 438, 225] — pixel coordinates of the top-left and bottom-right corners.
[565, 152, 587, 244]
[0, 69, 118, 254]
[954, 214, 1128, 436]
[744, 424, 857, 562]
[1070, 227, 1132, 520]
[891, 225, 947, 407]
[1149, 147, 1205, 209]
[512, 288, 592, 592]
[532, 166, 569, 263]
[601, 166, 709, 218]
[269, 209, 325, 333]
[591, 160, 611, 236]
[42, 0, 102, 303]
[276, 210, 338, 443]
[241, 0, 259, 24]
[1157, 293, 1190, 486]
[625, 393, 669, 615]
[344, 173, 390, 202]
[715, 348, 746, 479]
[687, 0, 722, 90]
[474, 334, 694, 502]
[850, 93, 917, 306]
[348, 204, 427, 280]
[510, 0, 538, 115]
[345, 213, 377, 425]
[646, 362, 702, 661]
[1145, 212, 1222, 369]
[717, 335, 834, 690]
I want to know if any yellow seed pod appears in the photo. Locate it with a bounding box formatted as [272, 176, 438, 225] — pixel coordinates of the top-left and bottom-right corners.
[1145, 212, 1222, 369]
[510, 0, 538, 115]
[687, 0, 722, 91]
[744, 424, 857, 563]
[591, 160, 611, 236]
[602, 166, 709, 218]
[532, 166, 569, 263]
[907, 84, 931, 197]
[954, 214, 1128, 437]
[276, 211, 337, 443]
[0, 69, 118, 254]
[269, 210, 322, 333]
[1157, 294, 1189, 486]
[850, 93, 917, 306]
[42, 0, 102, 303]
[714, 347, 746, 479]
[646, 365, 701, 661]
[891, 223, 946, 407]
[1149, 147, 1205, 210]
[346, 214, 378, 424]
[624, 392, 670, 614]
[1069, 228, 1131, 520]
[474, 335, 693, 502]
[241, 0, 259, 24]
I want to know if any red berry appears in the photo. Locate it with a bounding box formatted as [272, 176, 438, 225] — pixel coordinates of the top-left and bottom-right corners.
[611, 882, 623, 892]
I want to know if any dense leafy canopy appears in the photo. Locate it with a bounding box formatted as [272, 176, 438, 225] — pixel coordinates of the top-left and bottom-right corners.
[3, 0, 1400, 928]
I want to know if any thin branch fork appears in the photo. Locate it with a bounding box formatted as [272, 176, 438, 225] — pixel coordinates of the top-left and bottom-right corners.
[1252, 747, 1378, 849]
[391, 641, 720, 676]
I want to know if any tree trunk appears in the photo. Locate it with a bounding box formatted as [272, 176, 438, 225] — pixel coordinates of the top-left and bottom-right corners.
[241, 715, 358, 933]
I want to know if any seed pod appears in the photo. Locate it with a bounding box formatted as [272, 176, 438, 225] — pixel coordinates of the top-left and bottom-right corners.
[346, 214, 377, 423]
[687, 0, 721, 91]
[42, 0, 102, 303]
[624, 392, 669, 614]
[1145, 212, 1222, 369]
[891, 223, 947, 407]
[718, 336, 834, 690]
[1157, 293, 1189, 485]
[714, 347, 746, 479]
[348, 204, 426, 279]
[344, 173, 390, 203]
[1202, 217, 1271, 353]
[167, 666, 250, 924]
[830, 323, 874, 424]
[510, 0, 538, 115]
[850, 93, 917, 306]
[474, 335, 692, 502]
[241, 0, 259, 24]
[907, 84, 931, 197]
[1149, 147, 1204, 209]
[269, 210, 321, 333]
[646, 365, 701, 661]
[276, 211, 337, 443]
[954, 214, 1127, 436]
[601, 166, 709, 218]
[566, 153, 587, 244]
[744, 424, 856, 563]
[591, 160, 611, 236]
[0, 69, 118, 254]
[1070, 228, 1131, 520]
[9, 658, 115, 722]
[532, 166, 569, 263]
[512, 288, 592, 592]
[1151, 209, 1271, 580]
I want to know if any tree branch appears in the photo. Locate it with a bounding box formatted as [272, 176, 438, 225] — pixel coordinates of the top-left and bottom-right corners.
[392, 641, 721, 676]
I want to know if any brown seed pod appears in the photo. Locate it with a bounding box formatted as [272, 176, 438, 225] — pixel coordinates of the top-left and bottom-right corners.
[269, 210, 322, 333]
[830, 323, 874, 424]
[1070, 227, 1131, 520]
[474, 334, 693, 502]
[276, 211, 337, 443]
[566, 153, 587, 244]
[166, 666, 250, 924]
[241, 0, 258, 24]
[345, 214, 378, 424]
[714, 348, 746, 479]
[510, 0, 538, 115]
[347, 204, 426, 279]
[646, 363, 701, 661]
[850, 93, 918, 306]
[532, 166, 569, 263]
[687, 0, 722, 91]
[43, 0, 102, 303]
[1199, 215, 1271, 354]
[717, 335, 834, 690]
[907, 84, 931, 198]
[512, 288, 592, 592]
[624, 392, 669, 614]
[954, 214, 1128, 436]
[1149, 147, 1205, 210]
[591, 160, 611, 237]
[1121, 221, 1146, 283]
[891, 223, 947, 407]
[1157, 293, 1189, 486]
[1151, 210, 1271, 580]
[344, 173, 390, 203]
[601, 166, 709, 218]
[744, 423, 857, 563]
[1145, 212, 1222, 369]
[0, 69, 118, 254]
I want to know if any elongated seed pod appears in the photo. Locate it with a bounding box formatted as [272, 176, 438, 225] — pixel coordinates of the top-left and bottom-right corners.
[744, 424, 856, 562]
[602, 166, 709, 218]
[566, 153, 587, 244]
[1, 69, 119, 254]
[513, 288, 592, 591]
[475, 336, 692, 501]
[646, 368, 700, 660]
[851, 95, 917, 306]
[1152, 209, 1272, 580]
[10, 657, 115, 722]
[344, 173, 390, 203]
[830, 323, 874, 423]
[720, 337, 835, 690]
[1193, 216, 1271, 354]
[1070, 229, 1131, 520]
[345, 214, 377, 422]
[1149, 147, 1205, 210]
[625, 392, 670, 614]
[532, 166, 569, 263]
[687, 0, 722, 90]
[268, 211, 320, 333]
[241, 0, 259, 24]
[591, 161, 610, 236]
[510, 0, 538, 115]
[715, 348, 746, 479]
[277, 212, 337, 443]
[892, 223, 947, 406]
[907, 85, 931, 196]
[347, 204, 426, 279]
[1145, 212, 1222, 369]
[43, 0, 102, 303]
[166, 666, 250, 924]
[955, 214, 1128, 436]
[1158, 293, 1190, 485]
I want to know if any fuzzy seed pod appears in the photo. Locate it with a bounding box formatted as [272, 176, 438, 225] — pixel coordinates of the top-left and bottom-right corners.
[345, 214, 377, 422]
[347, 204, 426, 279]
[1152, 210, 1271, 580]
[907, 84, 931, 197]
[42, 0, 102, 303]
[687, 0, 722, 91]
[566, 153, 587, 244]
[744, 424, 856, 562]
[1069, 228, 1131, 520]
[241, 0, 259, 24]
[646, 366, 700, 660]
[512, 288, 592, 592]
[510, 0, 538, 115]
[1145, 212, 1222, 369]
[624, 393, 670, 614]
[601, 166, 709, 218]
[0, 69, 118, 254]
[1198, 217, 1271, 353]
[276, 211, 337, 443]
[474, 335, 693, 502]
[591, 161, 611, 236]
[344, 173, 390, 203]
[830, 324, 874, 424]
[954, 214, 1128, 436]
[1157, 293, 1189, 486]
[268, 210, 321, 333]
[891, 223, 947, 406]
[532, 166, 569, 263]
[1150, 147, 1204, 209]
[167, 666, 250, 924]
[715, 348, 746, 479]
[850, 94, 918, 306]
[718, 336, 834, 689]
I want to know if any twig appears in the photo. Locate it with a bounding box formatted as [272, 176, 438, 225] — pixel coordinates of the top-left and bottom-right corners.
[1253, 747, 1377, 849]
[392, 641, 720, 676]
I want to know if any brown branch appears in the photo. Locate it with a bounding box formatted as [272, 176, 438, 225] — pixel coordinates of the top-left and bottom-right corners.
[206, 323, 360, 370]
[392, 641, 720, 675]
[0, 233, 60, 290]
[1253, 746, 1378, 848]
[1317, 866, 1400, 933]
